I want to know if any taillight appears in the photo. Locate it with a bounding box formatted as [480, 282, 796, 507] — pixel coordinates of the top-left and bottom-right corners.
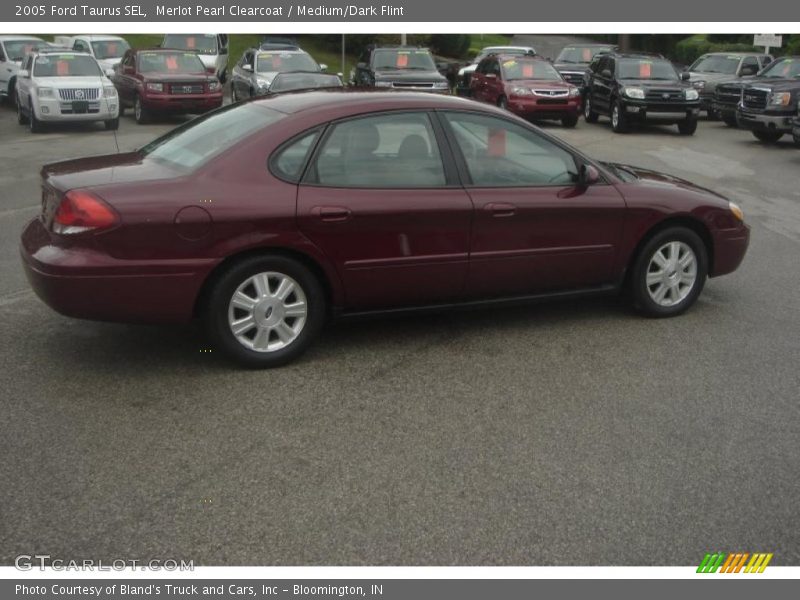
[53, 190, 118, 235]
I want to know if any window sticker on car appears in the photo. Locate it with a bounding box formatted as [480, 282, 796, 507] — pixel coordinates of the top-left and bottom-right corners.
[583, 48, 593, 61]
[396, 54, 408, 67]
[639, 61, 652, 78]
[186, 37, 196, 49]
[108, 43, 117, 54]
[488, 128, 506, 157]
[166, 55, 178, 70]
[57, 60, 69, 76]
[522, 64, 534, 78]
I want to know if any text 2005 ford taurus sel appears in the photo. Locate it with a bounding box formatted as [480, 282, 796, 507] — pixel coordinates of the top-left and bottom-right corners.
[21, 92, 750, 367]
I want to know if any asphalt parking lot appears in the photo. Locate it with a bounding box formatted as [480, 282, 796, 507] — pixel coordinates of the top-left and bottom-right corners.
[1, 96, 799, 566]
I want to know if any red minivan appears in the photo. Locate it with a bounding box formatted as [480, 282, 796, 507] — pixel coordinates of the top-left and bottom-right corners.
[20, 92, 749, 367]
[470, 54, 581, 127]
[110, 48, 223, 123]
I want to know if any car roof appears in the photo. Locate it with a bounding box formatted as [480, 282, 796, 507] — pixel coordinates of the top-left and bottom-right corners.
[563, 43, 617, 47]
[74, 35, 127, 42]
[611, 52, 667, 60]
[254, 47, 308, 54]
[699, 51, 763, 57]
[482, 46, 534, 52]
[35, 47, 88, 55]
[0, 35, 44, 42]
[251, 90, 490, 115]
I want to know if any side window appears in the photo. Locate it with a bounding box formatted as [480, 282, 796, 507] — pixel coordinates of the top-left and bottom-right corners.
[0, 45, 5, 62]
[271, 129, 320, 182]
[741, 56, 758, 73]
[308, 112, 446, 188]
[443, 112, 578, 187]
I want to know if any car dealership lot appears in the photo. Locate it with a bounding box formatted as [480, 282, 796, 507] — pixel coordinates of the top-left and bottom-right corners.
[1, 103, 799, 565]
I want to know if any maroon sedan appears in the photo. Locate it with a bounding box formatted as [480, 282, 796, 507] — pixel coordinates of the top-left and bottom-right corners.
[111, 48, 223, 123]
[470, 54, 582, 127]
[20, 92, 749, 367]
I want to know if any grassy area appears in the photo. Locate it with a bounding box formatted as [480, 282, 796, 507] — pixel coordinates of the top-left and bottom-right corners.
[467, 34, 513, 57]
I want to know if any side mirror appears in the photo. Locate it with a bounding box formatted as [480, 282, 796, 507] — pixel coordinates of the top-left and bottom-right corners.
[319, 63, 328, 71]
[123, 66, 134, 74]
[680, 71, 690, 81]
[219, 47, 228, 55]
[105, 68, 115, 77]
[579, 164, 600, 186]
[601, 69, 612, 78]
[18, 69, 29, 78]
[243, 63, 253, 72]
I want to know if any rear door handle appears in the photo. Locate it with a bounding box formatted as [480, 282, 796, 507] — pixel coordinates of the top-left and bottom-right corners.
[313, 206, 351, 222]
[484, 202, 516, 217]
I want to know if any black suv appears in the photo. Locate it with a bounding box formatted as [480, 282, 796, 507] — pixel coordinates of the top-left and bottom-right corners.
[735, 57, 800, 144]
[553, 42, 617, 88]
[583, 52, 700, 134]
[713, 56, 797, 127]
[351, 46, 450, 93]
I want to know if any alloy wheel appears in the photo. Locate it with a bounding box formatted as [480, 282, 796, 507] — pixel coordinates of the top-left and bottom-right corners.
[227, 271, 308, 353]
[645, 241, 697, 307]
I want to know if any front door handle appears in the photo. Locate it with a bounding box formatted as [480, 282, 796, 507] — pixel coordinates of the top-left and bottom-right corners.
[484, 202, 516, 217]
[313, 206, 351, 222]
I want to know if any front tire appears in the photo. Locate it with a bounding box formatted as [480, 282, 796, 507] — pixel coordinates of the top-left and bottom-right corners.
[584, 95, 598, 123]
[28, 101, 43, 133]
[752, 130, 783, 144]
[205, 255, 326, 368]
[722, 113, 737, 127]
[104, 117, 119, 131]
[16, 95, 28, 124]
[677, 118, 698, 135]
[611, 99, 629, 133]
[134, 94, 149, 124]
[631, 227, 708, 318]
[497, 95, 508, 110]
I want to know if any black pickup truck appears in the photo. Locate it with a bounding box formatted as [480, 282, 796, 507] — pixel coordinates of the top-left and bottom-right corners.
[714, 56, 800, 128]
[793, 115, 800, 146]
[736, 57, 800, 143]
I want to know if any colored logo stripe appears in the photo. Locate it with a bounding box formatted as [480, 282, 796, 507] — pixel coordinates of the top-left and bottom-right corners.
[697, 552, 773, 573]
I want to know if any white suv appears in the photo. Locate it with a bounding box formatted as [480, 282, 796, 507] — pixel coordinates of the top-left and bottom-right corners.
[15, 48, 119, 133]
[0, 35, 46, 103]
[53, 35, 131, 73]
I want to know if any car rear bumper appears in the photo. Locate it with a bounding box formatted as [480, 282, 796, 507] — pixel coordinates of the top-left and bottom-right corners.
[20, 218, 214, 324]
[736, 107, 795, 133]
[711, 223, 750, 278]
[142, 92, 224, 113]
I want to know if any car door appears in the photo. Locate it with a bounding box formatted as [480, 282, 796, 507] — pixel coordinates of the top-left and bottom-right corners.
[439, 110, 627, 299]
[113, 51, 136, 106]
[592, 56, 615, 114]
[296, 111, 474, 310]
[470, 59, 487, 102]
[485, 59, 504, 104]
[231, 51, 250, 97]
[0, 43, 10, 93]
[15, 55, 33, 107]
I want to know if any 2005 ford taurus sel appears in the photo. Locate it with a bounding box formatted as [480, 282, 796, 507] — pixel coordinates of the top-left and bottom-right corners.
[21, 91, 750, 367]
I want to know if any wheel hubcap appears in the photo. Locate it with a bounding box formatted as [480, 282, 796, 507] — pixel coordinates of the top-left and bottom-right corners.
[612, 106, 619, 127]
[585, 98, 591, 117]
[135, 100, 141, 119]
[646, 241, 697, 307]
[227, 272, 307, 353]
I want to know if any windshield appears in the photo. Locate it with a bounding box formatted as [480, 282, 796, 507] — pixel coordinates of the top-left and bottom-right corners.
[91, 39, 130, 60]
[501, 58, 562, 81]
[618, 58, 678, 81]
[3, 39, 42, 62]
[256, 52, 319, 73]
[372, 49, 436, 71]
[690, 55, 740, 74]
[557, 46, 612, 64]
[162, 34, 217, 54]
[138, 52, 206, 74]
[33, 54, 102, 77]
[140, 104, 285, 171]
[760, 57, 800, 78]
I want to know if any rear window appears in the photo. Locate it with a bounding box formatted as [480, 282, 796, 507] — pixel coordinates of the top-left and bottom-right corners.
[163, 34, 217, 54]
[140, 104, 285, 171]
[91, 39, 130, 60]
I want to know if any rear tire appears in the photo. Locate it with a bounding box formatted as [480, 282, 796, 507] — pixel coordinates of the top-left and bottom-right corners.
[677, 119, 698, 135]
[204, 255, 326, 368]
[752, 130, 783, 144]
[584, 95, 599, 123]
[631, 227, 707, 318]
[611, 99, 629, 133]
[497, 95, 508, 110]
[561, 113, 579, 128]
